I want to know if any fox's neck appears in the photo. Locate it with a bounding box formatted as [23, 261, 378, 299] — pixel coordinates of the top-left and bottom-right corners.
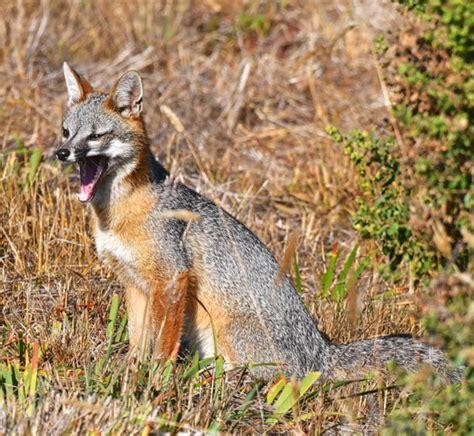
[91, 140, 168, 229]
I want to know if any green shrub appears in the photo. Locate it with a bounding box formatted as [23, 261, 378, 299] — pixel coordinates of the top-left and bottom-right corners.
[329, 0, 473, 283]
[329, 1, 473, 431]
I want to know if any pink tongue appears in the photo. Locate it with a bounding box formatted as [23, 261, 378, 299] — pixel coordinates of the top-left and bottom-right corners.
[79, 159, 100, 202]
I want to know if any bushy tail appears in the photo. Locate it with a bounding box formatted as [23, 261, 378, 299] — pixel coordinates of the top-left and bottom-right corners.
[329, 335, 464, 383]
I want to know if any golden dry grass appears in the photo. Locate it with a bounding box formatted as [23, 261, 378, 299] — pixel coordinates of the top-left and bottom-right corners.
[0, 0, 434, 433]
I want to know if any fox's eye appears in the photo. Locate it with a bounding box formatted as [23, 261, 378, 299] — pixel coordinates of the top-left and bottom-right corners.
[88, 132, 105, 141]
[62, 127, 69, 138]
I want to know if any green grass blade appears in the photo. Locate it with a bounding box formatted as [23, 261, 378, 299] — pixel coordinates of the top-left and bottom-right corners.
[208, 421, 222, 434]
[235, 382, 259, 420]
[213, 355, 225, 404]
[161, 360, 174, 387]
[2, 364, 15, 401]
[321, 243, 339, 297]
[114, 312, 128, 343]
[107, 294, 121, 340]
[13, 364, 25, 408]
[333, 244, 358, 302]
[355, 255, 371, 280]
[293, 255, 303, 294]
[104, 294, 121, 365]
[26, 342, 40, 416]
[24, 148, 42, 190]
[183, 352, 200, 380]
[270, 372, 321, 416]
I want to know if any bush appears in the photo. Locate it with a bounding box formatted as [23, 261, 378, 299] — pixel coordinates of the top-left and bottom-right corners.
[329, 1, 473, 432]
[329, 0, 473, 283]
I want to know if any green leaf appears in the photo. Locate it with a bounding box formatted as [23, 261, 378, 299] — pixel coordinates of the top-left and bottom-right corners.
[299, 371, 321, 396]
[268, 373, 321, 416]
[266, 377, 286, 405]
[272, 381, 299, 414]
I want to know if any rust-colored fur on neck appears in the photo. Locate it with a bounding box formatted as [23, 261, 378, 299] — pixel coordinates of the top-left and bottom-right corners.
[92, 113, 152, 229]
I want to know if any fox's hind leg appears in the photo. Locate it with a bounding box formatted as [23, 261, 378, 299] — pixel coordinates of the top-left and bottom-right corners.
[150, 271, 190, 360]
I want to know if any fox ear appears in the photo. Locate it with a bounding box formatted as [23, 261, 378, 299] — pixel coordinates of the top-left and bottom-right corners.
[63, 62, 93, 106]
[109, 71, 143, 118]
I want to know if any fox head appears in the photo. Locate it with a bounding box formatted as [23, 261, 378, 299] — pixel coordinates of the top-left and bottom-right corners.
[57, 63, 149, 203]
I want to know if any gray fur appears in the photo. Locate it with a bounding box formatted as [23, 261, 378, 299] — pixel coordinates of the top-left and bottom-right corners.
[59, 67, 464, 384]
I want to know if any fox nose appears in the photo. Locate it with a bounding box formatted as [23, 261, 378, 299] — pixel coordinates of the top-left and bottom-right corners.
[56, 148, 70, 161]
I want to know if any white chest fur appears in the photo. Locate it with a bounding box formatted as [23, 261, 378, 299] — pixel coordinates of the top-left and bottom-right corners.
[94, 228, 149, 291]
[95, 228, 135, 264]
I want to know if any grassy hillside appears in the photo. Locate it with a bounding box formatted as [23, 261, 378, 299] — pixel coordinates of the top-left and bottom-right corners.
[1, 0, 471, 433]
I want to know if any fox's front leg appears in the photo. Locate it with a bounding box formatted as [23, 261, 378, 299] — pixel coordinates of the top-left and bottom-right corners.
[125, 285, 152, 355]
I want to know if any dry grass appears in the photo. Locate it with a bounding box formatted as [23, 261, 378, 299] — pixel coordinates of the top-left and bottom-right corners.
[0, 0, 433, 433]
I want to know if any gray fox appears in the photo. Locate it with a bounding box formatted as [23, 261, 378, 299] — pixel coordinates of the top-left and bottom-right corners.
[56, 63, 463, 383]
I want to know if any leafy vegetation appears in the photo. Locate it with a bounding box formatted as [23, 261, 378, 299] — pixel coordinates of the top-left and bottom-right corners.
[329, 0, 473, 432]
[330, 0, 472, 283]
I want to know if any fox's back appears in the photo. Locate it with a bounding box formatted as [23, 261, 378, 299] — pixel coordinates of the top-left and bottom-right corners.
[146, 172, 330, 377]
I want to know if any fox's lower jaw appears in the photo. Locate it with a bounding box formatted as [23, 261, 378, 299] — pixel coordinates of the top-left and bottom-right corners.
[78, 156, 108, 203]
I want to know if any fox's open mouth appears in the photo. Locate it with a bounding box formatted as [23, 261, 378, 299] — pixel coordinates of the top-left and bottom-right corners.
[78, 156, 108, 203]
